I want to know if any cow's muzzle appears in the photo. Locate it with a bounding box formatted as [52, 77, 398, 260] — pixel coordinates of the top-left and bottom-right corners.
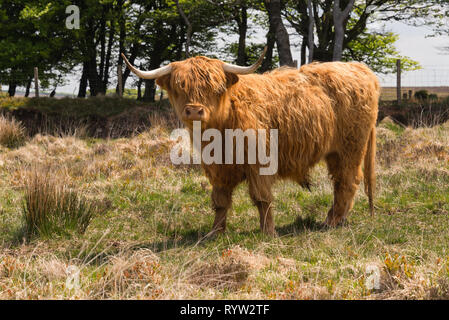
[182, 104, 207, 121]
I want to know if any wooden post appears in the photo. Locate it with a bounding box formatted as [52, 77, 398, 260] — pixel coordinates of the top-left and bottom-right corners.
[34, 67, 39, 98]
[293, 60, 298, 68]
[117, 64, 123, 97]
[396, 59, 401, 104]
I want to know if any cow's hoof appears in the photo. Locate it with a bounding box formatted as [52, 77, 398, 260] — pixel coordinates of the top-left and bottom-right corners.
[206, 227, 226, 239]
[324, 217, 346, 228]
[262, 229, 278, 237]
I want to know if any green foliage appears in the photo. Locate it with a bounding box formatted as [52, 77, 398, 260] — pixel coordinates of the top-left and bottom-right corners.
[415, 90, 429, 100]
[0, 0, 444, 95]
[429, 94, 438, 101]
[0, 1, 72, 89]
[344, 32, 421, 74]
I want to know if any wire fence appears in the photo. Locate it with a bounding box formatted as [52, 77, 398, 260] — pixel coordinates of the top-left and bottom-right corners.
[2, 65, 449, 101]
[378, 65, 449, 101]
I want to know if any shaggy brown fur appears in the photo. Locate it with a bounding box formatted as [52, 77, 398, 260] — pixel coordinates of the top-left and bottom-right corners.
[154, 56, 379, 235]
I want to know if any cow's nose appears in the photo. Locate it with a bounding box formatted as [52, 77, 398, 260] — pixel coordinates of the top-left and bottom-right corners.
[183, 106, 205, 121]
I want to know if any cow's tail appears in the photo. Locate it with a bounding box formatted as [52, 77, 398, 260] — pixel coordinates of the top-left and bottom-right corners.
[364, 127, 376, 216]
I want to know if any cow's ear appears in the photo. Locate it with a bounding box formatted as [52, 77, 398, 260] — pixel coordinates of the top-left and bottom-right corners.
[225, 72, 239, 88]
[156, 74, 171, 90]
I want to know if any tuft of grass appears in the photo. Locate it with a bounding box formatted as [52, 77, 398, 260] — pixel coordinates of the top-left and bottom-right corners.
[22, 169, 95, 239]
[0, 115, 26, 148]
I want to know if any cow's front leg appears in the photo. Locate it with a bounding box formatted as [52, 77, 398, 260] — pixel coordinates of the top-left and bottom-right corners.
[211, 186, 233, 234]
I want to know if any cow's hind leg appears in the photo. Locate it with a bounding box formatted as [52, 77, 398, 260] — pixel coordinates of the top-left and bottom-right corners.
[325, 152, 363, 227]
[211, 186, 233, 234]
[248, 175, 276, 236]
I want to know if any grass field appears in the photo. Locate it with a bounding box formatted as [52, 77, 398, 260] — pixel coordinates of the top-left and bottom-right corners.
[0, 106, 448, 299]
[381, 87, 449, 101]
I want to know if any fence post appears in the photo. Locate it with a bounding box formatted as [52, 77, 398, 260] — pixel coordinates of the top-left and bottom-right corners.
[293, 60, 298, 69]
[34, 67, 39, 98]
[396, 59, 401, 104]
[117, 64, 123, 97]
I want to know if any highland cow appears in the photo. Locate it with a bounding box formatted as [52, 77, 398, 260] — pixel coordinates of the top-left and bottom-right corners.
[122, 49, 379, 236]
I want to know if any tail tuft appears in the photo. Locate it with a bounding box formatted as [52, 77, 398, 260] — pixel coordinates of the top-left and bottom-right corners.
[364, 127, 376, 216]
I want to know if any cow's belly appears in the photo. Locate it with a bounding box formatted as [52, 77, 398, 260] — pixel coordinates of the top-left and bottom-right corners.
[202, 163, 246, 188]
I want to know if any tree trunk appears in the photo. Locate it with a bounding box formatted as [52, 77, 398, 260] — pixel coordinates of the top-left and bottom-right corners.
[300, 39, 307, 66]
[83, 18, 106, 96]
[333, 21, 344, 61]
[103, 22, 115, 90]
[332, 0, 355, 61]
[8, 82, 16, 97]
[78, 63, 88, 98]
[143, 53, 162, 102]
[307, 0, 315, 63]
[176, 0, 192, 58]
[119, 49, 136, 93]
[143, 80, 156, 102]
[24, 77, 32, 97]
[137, 78, 142, 100]
[98, 10, 107, 82]
[265, 0, 293, 67]
[87, 59, 105, 96]
[236, 3, 248, 65]
[260, 24, 276, 72]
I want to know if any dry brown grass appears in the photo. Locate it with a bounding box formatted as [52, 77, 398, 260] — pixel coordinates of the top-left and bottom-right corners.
[22, 167, 95, 239]
[0, 115, 26, 148]
[381, 87, 449, 101]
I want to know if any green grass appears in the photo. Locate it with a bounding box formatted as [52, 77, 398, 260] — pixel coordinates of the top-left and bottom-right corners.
[0, 116, 448, 299]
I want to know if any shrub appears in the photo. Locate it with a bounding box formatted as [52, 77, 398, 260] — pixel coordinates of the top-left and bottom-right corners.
[428, 94, 438, 101]
[414, 90, 429, 100]
[22, 169, 95, 239]
[0, 115, 26, 148]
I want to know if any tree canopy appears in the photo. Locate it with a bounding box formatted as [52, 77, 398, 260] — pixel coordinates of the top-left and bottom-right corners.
[0, 0, 446, 98]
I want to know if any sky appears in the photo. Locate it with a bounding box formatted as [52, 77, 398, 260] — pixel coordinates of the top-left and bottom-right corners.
[376, 21, 449, 87]
[2, 20, 448, 95]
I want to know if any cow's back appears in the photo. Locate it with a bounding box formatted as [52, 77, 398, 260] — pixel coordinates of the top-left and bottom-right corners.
[227, 62, 379, 181]
[299, 61, 380, 154]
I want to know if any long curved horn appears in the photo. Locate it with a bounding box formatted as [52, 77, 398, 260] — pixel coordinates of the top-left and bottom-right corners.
[222, 46, 267, 74]
[121, 53, 172, 79]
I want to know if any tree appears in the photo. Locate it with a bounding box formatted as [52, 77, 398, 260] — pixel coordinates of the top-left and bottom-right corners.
[265, 0, 294, 66]
[284, 0, 433, 69]
[0, 0, 73, 96]
[233, 0, 249, 65]
[307, 0, 314, 63]
[332, 0, 355, 61]
[343, 31, 420, 73]
[176, 0, 192, 57]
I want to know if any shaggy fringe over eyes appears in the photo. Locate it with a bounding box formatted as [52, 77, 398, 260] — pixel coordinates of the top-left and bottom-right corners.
[170, 57, 228, 99]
